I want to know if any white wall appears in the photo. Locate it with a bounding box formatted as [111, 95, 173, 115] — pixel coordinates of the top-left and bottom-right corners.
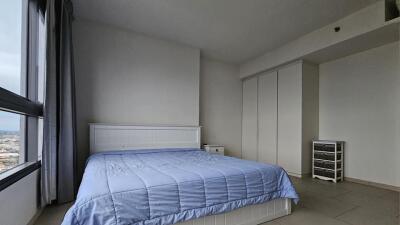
[0, 171, 39, 225]
[319, 41, 400, 187]
[73, 20, 200, 176]
[200, 58, 242, 158]
[239, 1, 386, 78]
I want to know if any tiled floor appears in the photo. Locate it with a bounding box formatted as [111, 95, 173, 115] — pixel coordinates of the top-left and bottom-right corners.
[263, 177, 399, 225]
[34, 177, 399, 225]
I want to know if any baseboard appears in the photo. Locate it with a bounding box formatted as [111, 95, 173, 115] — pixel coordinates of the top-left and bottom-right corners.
[344, 177, 400, 192]
[287, 172, 311, 178]
[26, 207, 43, 225]
[289, 174, 400, 192]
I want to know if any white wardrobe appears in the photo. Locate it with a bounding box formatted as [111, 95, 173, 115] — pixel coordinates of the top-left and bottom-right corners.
[241, 61, 319, 177]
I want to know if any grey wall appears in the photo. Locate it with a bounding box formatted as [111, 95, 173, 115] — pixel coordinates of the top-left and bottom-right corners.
[319, 41, 400, 187]
[73, 20, 200, 177]
[200, 58, 242, 158]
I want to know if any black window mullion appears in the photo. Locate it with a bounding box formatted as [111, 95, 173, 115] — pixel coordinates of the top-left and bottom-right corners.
[0, 87, 43, 117]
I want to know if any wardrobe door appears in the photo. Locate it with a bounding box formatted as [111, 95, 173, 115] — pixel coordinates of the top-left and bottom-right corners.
[258, 71, 277, 164]
[277, 63, 303, 176]
[242, 76, 258, 161]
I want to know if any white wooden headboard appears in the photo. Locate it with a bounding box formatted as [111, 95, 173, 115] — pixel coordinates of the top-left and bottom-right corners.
[89, 124, 201, 154]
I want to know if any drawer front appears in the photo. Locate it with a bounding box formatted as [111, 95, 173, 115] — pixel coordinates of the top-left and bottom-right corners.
[314, 143, 336, 152]
[314, 152, 334, 161]
[207, 147, 224, 155]
[314, 152, 341, 161]
[314, 160, 341, 170]
[314, 168, 341, 179]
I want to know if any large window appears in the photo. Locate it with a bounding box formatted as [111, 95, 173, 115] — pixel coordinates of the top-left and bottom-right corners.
[0, 0, 44, 176]
[0, 0, 25, 173]
[0, 0, 23, 96]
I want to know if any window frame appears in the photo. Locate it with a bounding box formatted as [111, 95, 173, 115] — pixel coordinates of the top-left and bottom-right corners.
[0, 87, 43, 116]
[0, 0, 44, 190]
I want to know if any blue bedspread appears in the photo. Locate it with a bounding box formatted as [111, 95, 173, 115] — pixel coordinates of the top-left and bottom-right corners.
[62, 149, 298, 225]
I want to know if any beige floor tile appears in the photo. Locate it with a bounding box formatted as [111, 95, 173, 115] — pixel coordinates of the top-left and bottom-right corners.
[34, 202, 73, 225]
[293, 177, 351, 198]
[338, 181, 396, 198]
[379, 190, 400, 206]
[304, 184, 351, 198]
[336, 206, 399, 225]
[334, 191, 399, 217]
[275, 207, 349, 225]
[299, 191, 357, 217]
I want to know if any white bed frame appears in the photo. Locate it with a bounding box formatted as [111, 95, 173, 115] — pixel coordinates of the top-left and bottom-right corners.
[89, 124, 292, 225]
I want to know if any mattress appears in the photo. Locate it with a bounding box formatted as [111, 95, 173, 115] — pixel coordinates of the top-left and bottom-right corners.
[62, 149, 299, 225]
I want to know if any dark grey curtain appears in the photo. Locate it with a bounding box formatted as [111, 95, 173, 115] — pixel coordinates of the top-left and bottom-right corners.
[42, 0, 77, 204]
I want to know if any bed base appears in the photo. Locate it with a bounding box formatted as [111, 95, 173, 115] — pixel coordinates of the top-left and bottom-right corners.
[177, 198, 291, 225]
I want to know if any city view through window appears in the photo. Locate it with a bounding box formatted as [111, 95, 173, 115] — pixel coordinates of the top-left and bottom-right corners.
[0, 112, 22, 173]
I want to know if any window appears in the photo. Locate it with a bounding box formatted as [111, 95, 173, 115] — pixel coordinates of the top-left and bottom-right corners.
[0, 0, 23, 96]
[0, 111, 24, 173]
[0, 0, 44, 179]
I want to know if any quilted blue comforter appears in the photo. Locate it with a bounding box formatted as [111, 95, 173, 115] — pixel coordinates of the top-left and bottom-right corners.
[62, 149, 298, 225]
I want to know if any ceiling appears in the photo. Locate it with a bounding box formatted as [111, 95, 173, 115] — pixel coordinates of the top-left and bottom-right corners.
[72, 0, 379, 64]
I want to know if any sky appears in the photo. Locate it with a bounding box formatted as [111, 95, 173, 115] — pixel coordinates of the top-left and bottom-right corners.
[0, 0, 22, 131]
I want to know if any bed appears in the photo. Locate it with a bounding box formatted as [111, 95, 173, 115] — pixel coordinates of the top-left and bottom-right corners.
[62, 124, 298, 225]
